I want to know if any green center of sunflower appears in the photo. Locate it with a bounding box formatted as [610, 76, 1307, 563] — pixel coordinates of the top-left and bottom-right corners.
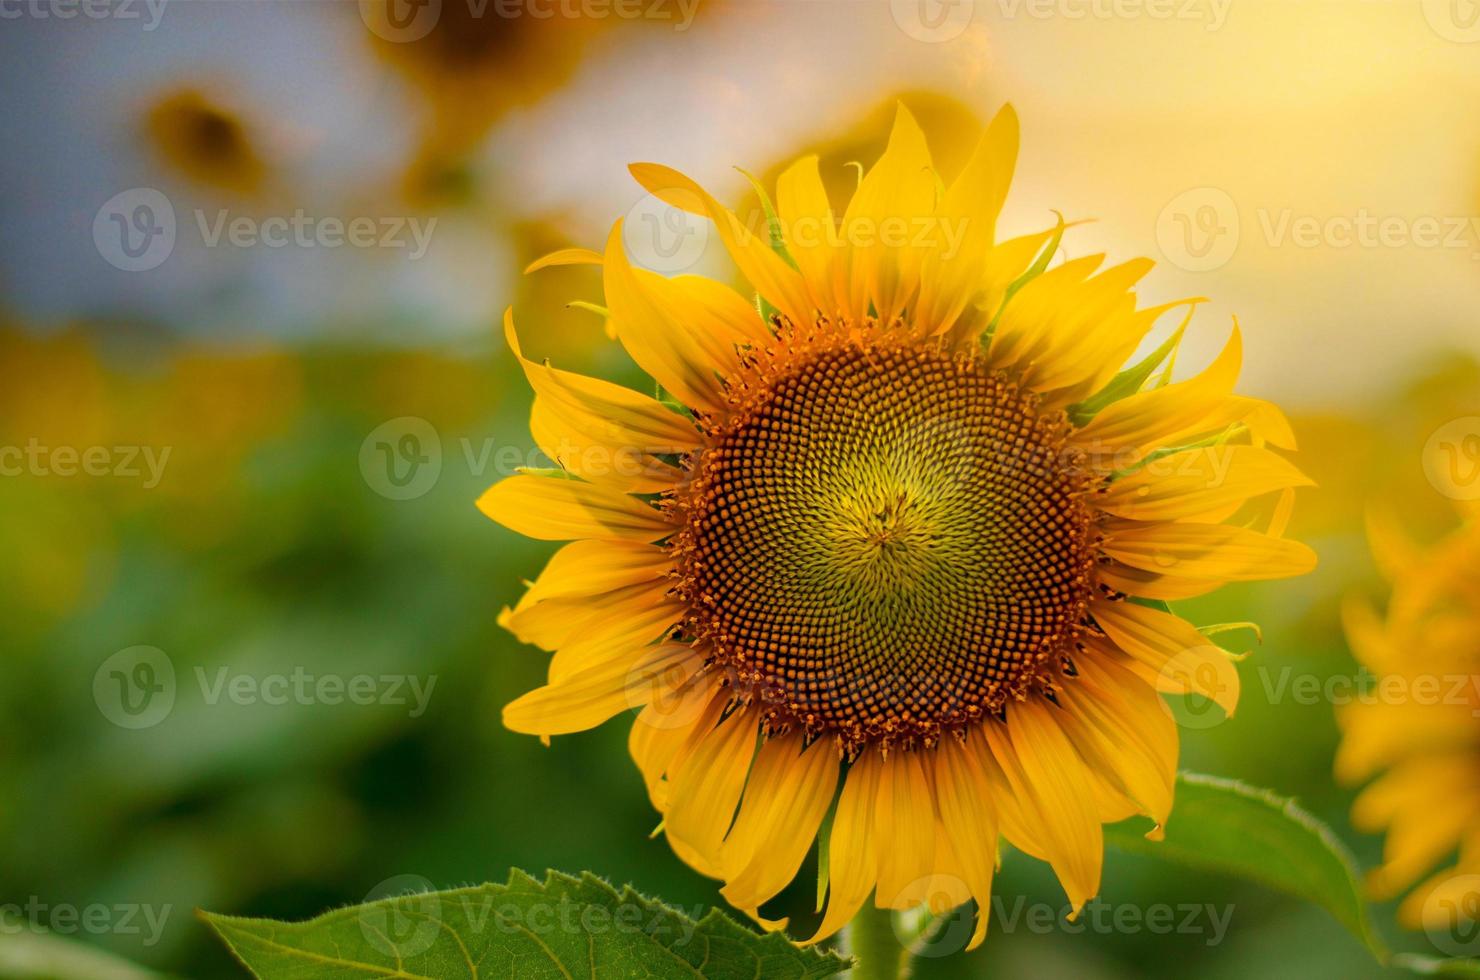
[673, 334, 1097, 750]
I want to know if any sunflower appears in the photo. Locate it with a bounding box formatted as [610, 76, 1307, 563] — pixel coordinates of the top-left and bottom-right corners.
[1339, 510, 1480, 930]
[143, 88, 267, 197]
[479, 104, 1315, 947]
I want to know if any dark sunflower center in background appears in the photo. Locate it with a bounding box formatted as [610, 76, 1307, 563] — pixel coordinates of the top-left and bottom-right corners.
[674, 339, 1098, 750]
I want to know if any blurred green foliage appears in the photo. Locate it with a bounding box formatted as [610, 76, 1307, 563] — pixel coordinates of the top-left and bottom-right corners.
[1, 319, 1473, 978]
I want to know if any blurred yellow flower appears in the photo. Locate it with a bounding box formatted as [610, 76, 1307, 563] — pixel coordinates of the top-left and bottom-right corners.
[363, 0, 609, 208]
[143, 88, 269, 197]
[736, 91, 984, 237]
[478, 105, 1315, 944]
[1339, 509, 1480, 929]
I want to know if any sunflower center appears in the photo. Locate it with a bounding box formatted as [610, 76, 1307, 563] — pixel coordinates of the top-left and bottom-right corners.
[673, 333, 1097, 750]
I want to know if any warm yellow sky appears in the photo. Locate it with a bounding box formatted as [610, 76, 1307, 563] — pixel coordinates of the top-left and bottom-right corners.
[499, 0, 1480, 406]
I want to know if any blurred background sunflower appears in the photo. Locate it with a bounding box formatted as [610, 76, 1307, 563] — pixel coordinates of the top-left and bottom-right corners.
[0, 1, 1478, 977]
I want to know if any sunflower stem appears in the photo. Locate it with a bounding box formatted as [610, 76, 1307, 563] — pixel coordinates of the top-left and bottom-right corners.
[844, 904, 910, 980]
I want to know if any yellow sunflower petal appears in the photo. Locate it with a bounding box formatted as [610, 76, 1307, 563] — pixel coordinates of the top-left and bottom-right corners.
[627, 163, 816, 326]
[1071, 326, 1242, 460]
[530, 399, 682, 494]
[1090, 599, 1240, 717]
[916, 104, 1019, 335]
[602, 221, 733, 414]
[839, 104, 937, 325]
[514, 539, 672, 610]
[1096, 561, 1222, 601]
[806, 749, 883, 945]
[501, 578, 671, 651]
[1057, 648, 1178, 836]
[874, 749, 936, 910]
[546, 597, 685, 681]
[985, 706, 1103, 914]
[477, 474, 672, 543]
[932, 735, 1000, 950]
[629, 671, 726, 811]
[524, 247, 603, 273]
[1097, 445, 1313, 523]
[666, 703, 761, 872]
[990, 258, 1179, 408]
[775, 154, 840, 312]
[720, 734, 839, 916]
[502, 643, 698, 736]
[1398, 863, 1480, 931]
[1099, 521, 1317, 581]
[505, 308, 700, 459]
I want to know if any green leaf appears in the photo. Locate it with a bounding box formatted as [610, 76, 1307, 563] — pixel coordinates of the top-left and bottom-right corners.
[202, 869, 849, 980]
[1108, 773, 1387, 959]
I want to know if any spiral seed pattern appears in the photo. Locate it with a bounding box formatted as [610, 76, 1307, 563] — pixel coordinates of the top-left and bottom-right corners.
[673, 335, 1097, 749]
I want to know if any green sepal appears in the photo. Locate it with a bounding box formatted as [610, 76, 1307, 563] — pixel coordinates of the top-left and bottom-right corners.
[981, 216, 1067, 347]
[1067, 304, 1197, 425]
